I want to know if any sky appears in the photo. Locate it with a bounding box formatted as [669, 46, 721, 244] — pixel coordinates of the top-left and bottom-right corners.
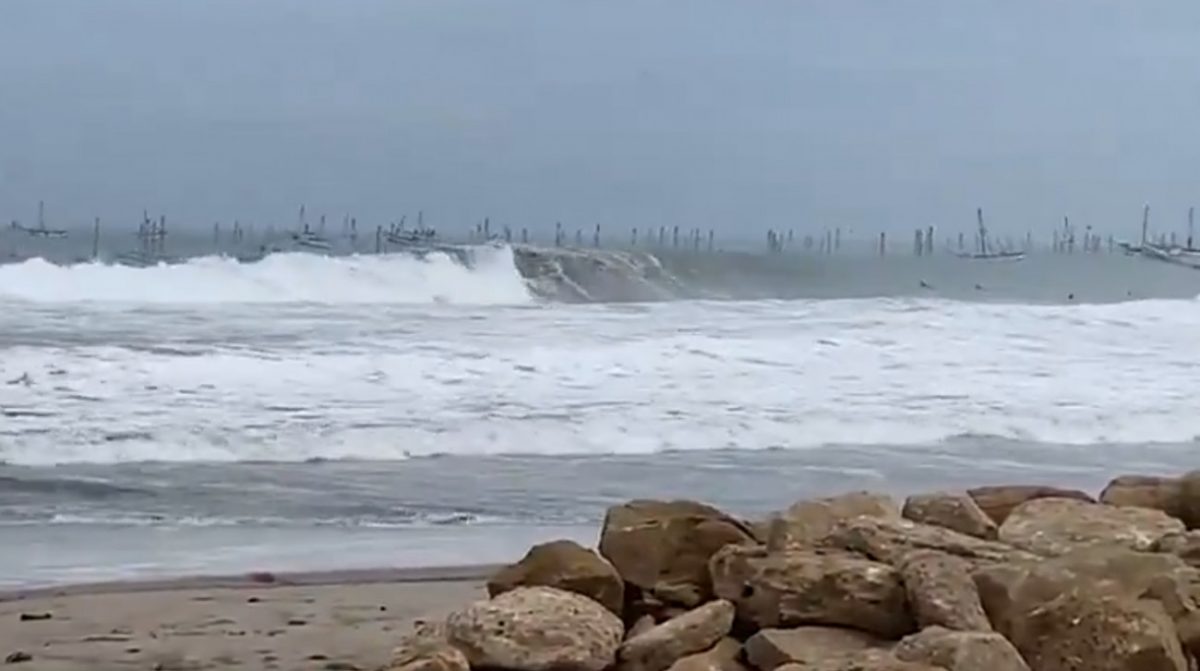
[2, 1, 1200, 243]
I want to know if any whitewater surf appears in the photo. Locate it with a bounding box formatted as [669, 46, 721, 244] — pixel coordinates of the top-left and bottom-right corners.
[2, 245, 1199, 586]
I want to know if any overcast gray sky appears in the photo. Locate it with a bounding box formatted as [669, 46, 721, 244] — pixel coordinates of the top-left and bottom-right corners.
[2, 1, 1200, 242]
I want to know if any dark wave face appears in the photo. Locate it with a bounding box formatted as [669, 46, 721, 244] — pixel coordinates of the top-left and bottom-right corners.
[513, 245, 1197, 304]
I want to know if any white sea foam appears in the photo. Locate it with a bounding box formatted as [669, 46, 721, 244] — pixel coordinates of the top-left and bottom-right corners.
[0, 247, 533, 305]
[2, 294, 1200, 465]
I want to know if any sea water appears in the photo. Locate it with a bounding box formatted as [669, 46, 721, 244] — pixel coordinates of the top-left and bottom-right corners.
[1, 246, 1198, 587]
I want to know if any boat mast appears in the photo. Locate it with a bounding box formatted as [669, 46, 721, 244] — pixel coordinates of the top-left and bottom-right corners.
[976, 208, 988, 256]
[1141, 204, 1150, 248]
[1189, 206, 1194, 249]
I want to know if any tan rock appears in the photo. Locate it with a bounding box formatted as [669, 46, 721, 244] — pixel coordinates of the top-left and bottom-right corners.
[618, 600, 735, 671]
[966, 485, 1094, 525]
[1099, 474, 1183, 518]
[446, 586, 624, 671]
[775, 651, 942, 671]
[627, 615, 657, 640]
[821, 515, 1036, 567]
[710, 545, 915, 638]
[599, 499, 754, 610]
[898, 550, 991, 631]
[386, 647, 470, 671]
[973, 545, 1200, 660]
[776, 492, 900, 547]
[744, 627, 885, 670]
[999, 497, 1185, 556]
[1180, 470, 1200, 529]
[893, 626, 1028, 671]
[488, 539, 625, 614]
[1009, 589, 1187, 671]
[390, 620, 451, 667]
[1107, 470, 1200, 530]
[666, 638, 746, 671]
[902, 491, 998, 539]
[1153, 530, 1200, 567]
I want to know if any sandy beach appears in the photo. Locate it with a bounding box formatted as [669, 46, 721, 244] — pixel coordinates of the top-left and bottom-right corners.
[0, 566, 494, 671]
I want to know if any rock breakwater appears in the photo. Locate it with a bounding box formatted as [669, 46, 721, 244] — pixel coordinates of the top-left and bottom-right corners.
[385, 470, 1200, 671]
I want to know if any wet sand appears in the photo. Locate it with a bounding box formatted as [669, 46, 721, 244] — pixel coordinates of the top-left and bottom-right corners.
[0, 566, 495, 671]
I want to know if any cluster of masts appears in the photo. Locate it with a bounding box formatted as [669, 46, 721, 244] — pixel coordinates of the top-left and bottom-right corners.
[9, 201, 1200, 263]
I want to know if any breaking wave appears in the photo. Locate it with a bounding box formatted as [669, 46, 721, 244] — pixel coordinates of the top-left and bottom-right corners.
[0, 246, 534, 305]
[0, 242, 1194, 305]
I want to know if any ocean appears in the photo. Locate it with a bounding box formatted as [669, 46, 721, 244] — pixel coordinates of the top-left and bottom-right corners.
[2, 238, 1199, 588]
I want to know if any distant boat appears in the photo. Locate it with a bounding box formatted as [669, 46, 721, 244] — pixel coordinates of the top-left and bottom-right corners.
[1140, 243, 1200, 269]
[289, 229, 333, 251]
[113, 249, 160, 267]
[11, 202, 68, 239]
[11, 222, 68, 239]
[386, 229, 439, 247]
[956, 208, 1026, 262]
[289, 204, 333, 251]
[233, 245, 278, 263]
[956, 249, 1026, 261]
[1126, 205, 1200, 268]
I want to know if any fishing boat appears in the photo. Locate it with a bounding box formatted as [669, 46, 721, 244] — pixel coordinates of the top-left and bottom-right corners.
[956, 208, 1026, 261]
[113, 249, 163, 267]
[1128, 205, 1200, 268]
[11, 202, 68, 238]
[288, 206, 333, 251]
[289, 228, 333, 251]
[1141, 243, 1200, 269]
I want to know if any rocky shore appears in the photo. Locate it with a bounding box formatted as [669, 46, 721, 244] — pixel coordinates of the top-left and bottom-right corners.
[388, 471, 1200, 671]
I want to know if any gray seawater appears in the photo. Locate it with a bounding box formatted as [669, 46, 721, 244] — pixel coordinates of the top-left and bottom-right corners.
[2, 241, 1199, 588]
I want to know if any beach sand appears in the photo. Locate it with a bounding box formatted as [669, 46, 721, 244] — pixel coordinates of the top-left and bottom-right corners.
[0, 566, 494, 671]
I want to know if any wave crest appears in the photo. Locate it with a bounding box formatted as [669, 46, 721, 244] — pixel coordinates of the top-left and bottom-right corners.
[0, 246, 533, 305]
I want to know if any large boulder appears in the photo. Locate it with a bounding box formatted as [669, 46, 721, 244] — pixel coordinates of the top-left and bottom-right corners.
[820, 515, 1036, 567]
[999, 497, 1185, 556]
[618, 600, 735, 671]
[902, 491, 998, 540]
[1102, 470, 1200, 530]
[709, 545, 915, 638]
[744, 627, 886, 670]
[446, 586, 624, 671]
[488, 539, 625, 614]
[893, 627, 1028, 671]
[665, 638, 746, 671]
[774, 492, 900, 547]
[1008, 590, 1187, 671]
[974, 546, 1196, 670]
[898, 550, 991, 631]
[966, 485, 1094, 525]
[973, 545, 1200, 662]
[1099, 475, 1183, 518]
[600, 500, 754, 610]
